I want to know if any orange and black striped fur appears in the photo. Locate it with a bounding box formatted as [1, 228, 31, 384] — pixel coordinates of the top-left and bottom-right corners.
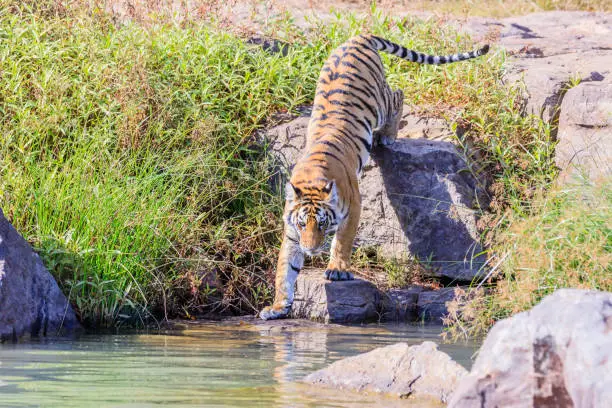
[260, 35, 489, 320]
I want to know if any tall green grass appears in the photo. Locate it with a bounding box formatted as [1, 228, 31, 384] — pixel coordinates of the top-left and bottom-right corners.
[1, 2, 558, 327]
[0, 1, 326, 326]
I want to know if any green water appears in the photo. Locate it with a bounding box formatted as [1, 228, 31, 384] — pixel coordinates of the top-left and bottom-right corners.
[0, 321, 476, 407]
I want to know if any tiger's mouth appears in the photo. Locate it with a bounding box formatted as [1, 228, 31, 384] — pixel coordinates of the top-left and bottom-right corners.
[302, 247, 323, 256]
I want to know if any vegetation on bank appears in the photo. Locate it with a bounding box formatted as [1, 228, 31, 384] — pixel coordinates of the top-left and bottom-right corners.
[1, 0, 319, 326]
[1, 0, 606, 330]
[445, 181, 612, 339]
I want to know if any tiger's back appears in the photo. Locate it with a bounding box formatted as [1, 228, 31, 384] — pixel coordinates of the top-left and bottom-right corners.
[298, 35, 401, 180]
[260, 34, 489, 320]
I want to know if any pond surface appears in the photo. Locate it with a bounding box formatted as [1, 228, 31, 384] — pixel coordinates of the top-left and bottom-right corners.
[0, 320, 477, 407]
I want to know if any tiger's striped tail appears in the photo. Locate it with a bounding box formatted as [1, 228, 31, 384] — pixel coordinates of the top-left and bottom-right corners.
[369, 35, 489, 65]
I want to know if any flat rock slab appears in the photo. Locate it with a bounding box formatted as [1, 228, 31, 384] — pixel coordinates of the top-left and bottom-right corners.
[0, 208, 81, 341]
[290, 269, 384, 323]
[449, 289, 612, 408]
[289, 269, 464, 324]
[303, 341, 468, 403]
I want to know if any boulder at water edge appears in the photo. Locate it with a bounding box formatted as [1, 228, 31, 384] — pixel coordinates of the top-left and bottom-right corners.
[303, 341, 467, 403]
[449, 289, 612, 408]
[0, 208, 81, 341]
[289, 269, 466, 323]
[289, 269, 383, 323]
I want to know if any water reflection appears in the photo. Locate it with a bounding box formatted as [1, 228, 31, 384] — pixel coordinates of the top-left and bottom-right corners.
[0, 321, 476, 407]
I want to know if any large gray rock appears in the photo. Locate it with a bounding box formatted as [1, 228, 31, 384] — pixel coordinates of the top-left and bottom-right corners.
[449, 289, 612, 408]
[498, 12, 612, 123]
[0, 208, 81, 341]
[556, 81, 612, 182]
[303, 341, 468, 402]
[264, 108, 487, 282]
[360, 139, 486, 281]
[290, 269, 384, 323]
[462, 12, 612, 183]
[290, 269, 463, 324]
[468, 11, 612, 183]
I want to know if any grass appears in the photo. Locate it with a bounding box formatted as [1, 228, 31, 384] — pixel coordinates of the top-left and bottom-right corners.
[0, 0, 566, 328]
[444, 180, 612, 339]
[0, 0, 322, 326]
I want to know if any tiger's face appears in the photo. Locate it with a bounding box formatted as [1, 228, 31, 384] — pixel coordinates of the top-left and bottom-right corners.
[285, 181, 340, 256]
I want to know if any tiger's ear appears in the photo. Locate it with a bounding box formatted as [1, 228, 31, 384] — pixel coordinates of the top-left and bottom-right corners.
[322, 180, 338, 204]
[285, 182, 302, 201]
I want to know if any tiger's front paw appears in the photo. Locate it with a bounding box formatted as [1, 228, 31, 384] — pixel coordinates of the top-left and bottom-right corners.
[324, 269, 354, 281]
[259, 304, 290, 320]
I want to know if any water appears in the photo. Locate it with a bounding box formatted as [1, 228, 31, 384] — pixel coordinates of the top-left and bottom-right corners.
[0, 320, 477, 407]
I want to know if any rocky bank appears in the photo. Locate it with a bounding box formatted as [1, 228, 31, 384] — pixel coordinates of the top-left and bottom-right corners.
[289, 268, 461, 323]
[303, 289, 612, 407]
[465, 11, 612, 182]
[0, 208, 81, 342]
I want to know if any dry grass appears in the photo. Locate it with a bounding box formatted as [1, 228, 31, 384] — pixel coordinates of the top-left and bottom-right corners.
[444, 180, 612, 339]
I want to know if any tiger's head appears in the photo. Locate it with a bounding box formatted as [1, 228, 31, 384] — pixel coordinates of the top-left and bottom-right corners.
[285, 180, 341, 256]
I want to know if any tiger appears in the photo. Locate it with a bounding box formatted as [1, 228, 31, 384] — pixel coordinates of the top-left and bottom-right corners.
[259, 34, 489, 320]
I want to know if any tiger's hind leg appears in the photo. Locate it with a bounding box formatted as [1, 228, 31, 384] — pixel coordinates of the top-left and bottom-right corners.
[375, 89, 404, 146]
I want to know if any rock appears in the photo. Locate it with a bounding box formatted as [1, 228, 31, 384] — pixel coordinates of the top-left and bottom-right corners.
[361, 137, 487, 282]
[264, 108, 487, 282]
[382, 286, 426, 321]
[448, 289, 612, 408]
[470, 12, 612, 123]
[289, 269, 464, 324]
[290, 269, 384, 323]
[497, 12, 611, 58]
[303, 341, 468, 402]
[555, 81, 612, 182]
[384, 286, 465, 323]
[417, 287, 460, 323]
[0, 208, 81, 342]
[397, 108, 456, 141]
[464, 11, 612, 182]
[491, 12, 612, 181]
